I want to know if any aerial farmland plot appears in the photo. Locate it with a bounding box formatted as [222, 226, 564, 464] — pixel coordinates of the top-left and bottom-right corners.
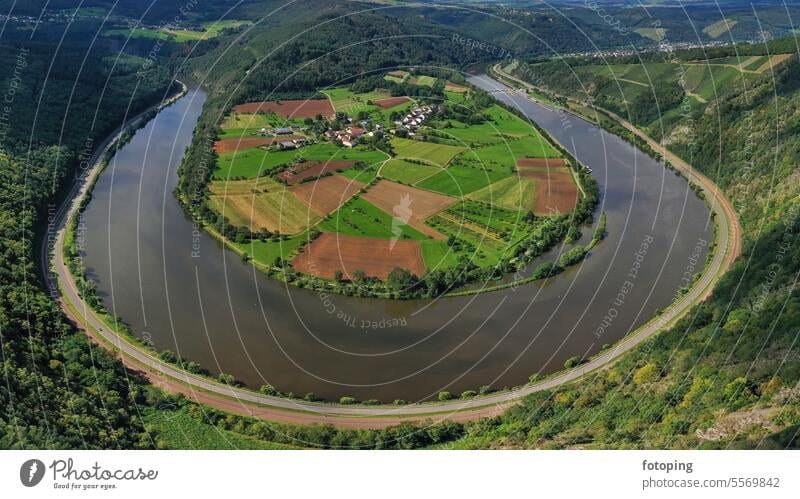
[205, 77, 584, 294]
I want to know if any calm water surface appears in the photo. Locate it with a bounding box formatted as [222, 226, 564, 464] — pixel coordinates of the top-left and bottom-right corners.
[81, 77, 712, 401]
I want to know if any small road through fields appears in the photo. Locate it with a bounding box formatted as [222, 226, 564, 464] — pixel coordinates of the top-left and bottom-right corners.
[43, 72, 741, 429]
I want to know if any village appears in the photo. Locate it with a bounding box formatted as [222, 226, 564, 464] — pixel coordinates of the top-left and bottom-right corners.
[253, 103, 438, 152]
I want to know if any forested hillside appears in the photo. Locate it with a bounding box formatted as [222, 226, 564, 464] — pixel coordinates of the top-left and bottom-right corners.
[0, 7, 174, 448]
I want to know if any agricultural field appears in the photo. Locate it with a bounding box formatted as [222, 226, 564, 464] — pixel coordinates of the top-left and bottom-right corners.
[234, 233, 310, 266]
[391, 137, 466, 166]
[292, 233, 426, 280]
[290, 175, 365, 216]
[234, 99, 334, 118]
[214, 143, 386, 180]
[207, 183, 321, 234]
[518, 166, 578, 214]
[362, 180, 456, 239]
[419, 240, 461, 270]
[467, 176, 537, 212]
[416, 162, 509, 197]
[323, 87, 391, 114]
[208, 76, 581, 288]
[379, 159, 441, 184]
[318, 196, 428, 240]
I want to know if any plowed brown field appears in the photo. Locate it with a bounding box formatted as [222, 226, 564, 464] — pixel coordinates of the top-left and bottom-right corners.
[277, 160, 356, 185]
[214, 135, 303, 154]
[374, 96, 412, 109]
[292, 233, 425, 279]
[362, 180, 455, 239]
[233, 99, 334, 118]
[519, 166, 578, 214]
[290, 175, 365, 215]
[516, 157, 568, 168]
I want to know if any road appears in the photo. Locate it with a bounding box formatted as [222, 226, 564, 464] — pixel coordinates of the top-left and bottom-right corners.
[43, 73, 740, 429]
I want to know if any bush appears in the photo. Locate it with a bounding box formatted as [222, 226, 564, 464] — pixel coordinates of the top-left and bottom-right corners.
[633, 363, 659, 385]
[339, 396, 357, 405]
[438, 391, 453, 401]
[461, 390, 477, 399]
[564, 356, 584, 369]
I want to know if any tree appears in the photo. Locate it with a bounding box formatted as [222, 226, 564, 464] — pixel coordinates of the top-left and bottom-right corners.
[438, 391, 453, 401]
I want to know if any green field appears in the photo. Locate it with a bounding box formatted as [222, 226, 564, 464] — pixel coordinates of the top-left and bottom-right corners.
[379, 159, 441, 184]
[467, 176, 536, 211]
[391, 137, 466, 166]
[233, 233, 309, 265]
[416, 163, 510, 196]
[420, 240, 461, 270]
[215, 144, 387, 179]
[435, 105, 538, 145]
[339, 164, 381, 183]
[319, 197, 428, 239]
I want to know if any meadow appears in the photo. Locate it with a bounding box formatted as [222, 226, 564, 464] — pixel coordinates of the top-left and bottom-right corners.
[391, 137, 466, 166]
[318, 197, 427, 240]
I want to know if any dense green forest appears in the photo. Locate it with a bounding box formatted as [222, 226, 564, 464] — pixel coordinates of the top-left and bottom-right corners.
[1, 0, 798, 449]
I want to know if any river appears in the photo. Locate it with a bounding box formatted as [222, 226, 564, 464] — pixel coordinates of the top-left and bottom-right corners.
[79, 76, 712, 402]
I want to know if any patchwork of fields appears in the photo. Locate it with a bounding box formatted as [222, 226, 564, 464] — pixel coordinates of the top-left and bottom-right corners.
[207, 78, 583, 283]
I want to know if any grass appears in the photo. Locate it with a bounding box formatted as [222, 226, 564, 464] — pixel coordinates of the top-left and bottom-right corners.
[435, 105, 537, 146]
[339, 165, 381, 183]
[145, 409, 296, 449]
[233, 232, 309, 266]
[416, 163, 510, 196]
[379, 159, 441, 184]
[420, 240, 461, 270]
[391, 137, 466, 166]
[467, 176, 536, 212]
[411, 75, 437, 86]
[319, 197, 428, 240]
[426, 215, 507, 267]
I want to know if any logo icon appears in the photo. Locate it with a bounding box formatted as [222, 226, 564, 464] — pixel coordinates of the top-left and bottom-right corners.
[20, 459, 45, 487]
[390, 194, 413, 250]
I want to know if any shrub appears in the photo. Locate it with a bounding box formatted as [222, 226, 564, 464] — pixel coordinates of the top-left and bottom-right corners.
[339, 396, 357, 405]
[461, 390, 477, 399]
[438, 391, 453, 401]
[633, 363, 659, 385]
[564, 356, 583, 369]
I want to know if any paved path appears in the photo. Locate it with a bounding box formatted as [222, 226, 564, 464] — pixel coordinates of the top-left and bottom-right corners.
[43, 73, 740, 428]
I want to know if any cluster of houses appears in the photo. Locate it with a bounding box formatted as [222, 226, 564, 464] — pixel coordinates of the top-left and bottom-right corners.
[277, 137, 307, 150]
[397, 105, 435, 130]
[324, 125, 378, 148]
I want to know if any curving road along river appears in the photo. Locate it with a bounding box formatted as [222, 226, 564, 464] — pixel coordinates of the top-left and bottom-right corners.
[45, 75, 739, 428]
